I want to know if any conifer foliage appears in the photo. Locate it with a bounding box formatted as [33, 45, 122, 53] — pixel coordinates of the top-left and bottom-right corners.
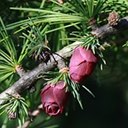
[0, 0, 128, 127]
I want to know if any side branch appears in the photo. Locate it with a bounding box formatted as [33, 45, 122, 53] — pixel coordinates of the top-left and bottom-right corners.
[91, 16, 128, 38]
[0, 41, 82, 105]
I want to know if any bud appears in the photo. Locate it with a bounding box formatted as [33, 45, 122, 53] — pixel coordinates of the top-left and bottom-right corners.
[108, 11, 119, 26]
[41, 81, 69, 116]
[69, 46, 98, 83]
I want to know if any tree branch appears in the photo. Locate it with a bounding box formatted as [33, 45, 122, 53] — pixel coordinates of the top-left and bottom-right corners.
[0, 41, 82, 105]
[1, 16, 128, 105]
[17, 104, 42, 128]
[91, 16, 128, 38]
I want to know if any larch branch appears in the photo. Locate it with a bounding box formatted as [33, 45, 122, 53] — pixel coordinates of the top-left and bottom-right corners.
[0, 41, 82, 105]
[91, 16, 128, 38]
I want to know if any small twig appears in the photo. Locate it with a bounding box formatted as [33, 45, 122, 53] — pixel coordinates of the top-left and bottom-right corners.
[91, 16, 128, 38]
[19, 104, 42, 128]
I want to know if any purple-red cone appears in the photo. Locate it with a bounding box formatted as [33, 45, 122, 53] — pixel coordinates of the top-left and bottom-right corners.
[41, 81, 69, 116]
[69, 46, 98, 83]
